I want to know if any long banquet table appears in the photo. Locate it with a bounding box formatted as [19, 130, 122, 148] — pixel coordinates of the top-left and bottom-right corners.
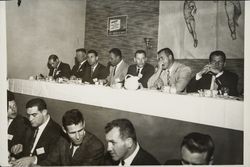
[8, 79, 243, 131]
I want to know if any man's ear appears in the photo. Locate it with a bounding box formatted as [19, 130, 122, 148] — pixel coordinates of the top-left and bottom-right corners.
[125, 138, 133, 148]
[41, 109, 48, 116]
[133, 57, 136, 63]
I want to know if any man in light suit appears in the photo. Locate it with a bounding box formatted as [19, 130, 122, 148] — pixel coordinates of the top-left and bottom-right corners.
[148, 47, 192, 93]
[187, 50, 239, 96]
[48, 54, 71, 79]
[102, 48, 129, 86]
[70, 48, 90, 80]
[11, 98, 63, 167]
[127, 50, 155, 88]
[82, 50, 109, 84]
[104, 119, 160, 166]
[38, 109, 105, 166]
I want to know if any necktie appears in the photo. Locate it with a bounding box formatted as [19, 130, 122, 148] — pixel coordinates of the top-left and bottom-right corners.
[166, 70, 170, 86]
[121, 160, 125, 166]
[29, 128, 38, 155]
[52, 68, 57, 77]
[113, 66, 117, 76]
[137, 68, 141, 76]
[77, 64, 82, 72]
[91, 66, 95, 77]
[210, 75, 218, 90]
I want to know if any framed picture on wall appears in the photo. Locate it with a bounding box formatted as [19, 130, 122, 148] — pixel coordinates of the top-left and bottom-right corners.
[107, 15, 127, 36]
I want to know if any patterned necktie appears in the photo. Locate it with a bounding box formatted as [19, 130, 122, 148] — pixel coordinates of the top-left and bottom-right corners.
[91, 66, 95, 77]
[113, 66, 117, 76]
[166, 70, 170, 86]
[121, 160, 125, 166]
[137, 68, 141, 76]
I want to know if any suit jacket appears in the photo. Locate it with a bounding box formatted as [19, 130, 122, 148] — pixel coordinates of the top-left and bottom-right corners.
[39, 131, 105, 166]
[104, 147, 160, 165]
[164, 159, 182, 165]
[127, 63, 155, 88]
[148, 61, 192, 92]
[106, 60, 129, 86]
[8, 115, 31, 158]
[187, 70, 239, 96]
[71, 60, 90, 79]
[48, 62, 71, 79]
[82, 63, 109, 84]
[23, 118, 63, 163]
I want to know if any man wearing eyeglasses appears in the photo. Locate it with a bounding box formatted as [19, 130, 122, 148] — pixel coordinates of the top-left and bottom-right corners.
[38, 109, 104, 166]
[11, 98, 62, 167]
[165, 132, 215, 165]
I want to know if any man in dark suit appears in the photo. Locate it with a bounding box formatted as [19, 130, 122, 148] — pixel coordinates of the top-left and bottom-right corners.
[38, 109, 104, 166]
[165, 132, 214, 165]
[104, 119, 160, 165]
[187, 50, 239, 96]
[70, 48, 90, 80]
[11, 98, 62, 167]
[127, 50, 155, 88]
[48, 54, 71, 79]
[7, 91, 31, 159]
[82, 50, 109, 84]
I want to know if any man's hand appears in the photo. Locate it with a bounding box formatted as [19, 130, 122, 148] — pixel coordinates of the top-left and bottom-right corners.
[153, 78, 164, 90]
[11, 156, 36, 167]
[11, 144, 23, 155]
[157, 60, 164, 72]
[70, 75, 77, 80]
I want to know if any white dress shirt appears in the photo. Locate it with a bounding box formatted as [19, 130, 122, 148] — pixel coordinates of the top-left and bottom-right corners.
[119, 143, 140, 166]
[30, 116, 50, 154]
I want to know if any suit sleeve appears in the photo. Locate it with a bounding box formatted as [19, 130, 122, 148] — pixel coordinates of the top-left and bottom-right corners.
[139, 65, 155, 88]
[62, 64, 71, 79]
[175, 66, 192, 92]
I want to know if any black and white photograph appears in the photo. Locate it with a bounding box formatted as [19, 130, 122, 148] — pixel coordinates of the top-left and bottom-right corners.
[0, 0, 249, 166]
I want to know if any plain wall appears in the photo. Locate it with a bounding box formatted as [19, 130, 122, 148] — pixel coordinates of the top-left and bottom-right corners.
[6, 0, 86, 79]
[14, 93, 243, 165]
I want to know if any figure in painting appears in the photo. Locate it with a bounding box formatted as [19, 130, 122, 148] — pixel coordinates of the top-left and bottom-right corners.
[225, 0, 241, 40]
[183, 0, 198, 48]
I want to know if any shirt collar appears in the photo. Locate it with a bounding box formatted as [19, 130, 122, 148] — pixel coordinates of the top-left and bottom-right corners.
[79, 60, 86, 66]
[121, 143, 140, 166]
[38, 115, 50, 131]
[92, 62, 99, 71]
[56, 61, 61, 69]
[115, 60, 123, 69]
[8, 118, 14, 127]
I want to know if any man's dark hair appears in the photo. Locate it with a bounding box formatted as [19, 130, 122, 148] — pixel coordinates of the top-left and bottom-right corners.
[48, 54, 59, 61]
[26, 98, 47, 112]
[135, 50, 146, 58]
[157, 48, 175, 60]
[7, 90, 15, 102]
[105, 119, 137, 142]
[109, 48, 122, 59]
[62, 109, 85, 130]
[209, 50, 226, 62]
[87, 50, 98, 57]
[181, 132, 215, 162]
[76, 48, 86, 54]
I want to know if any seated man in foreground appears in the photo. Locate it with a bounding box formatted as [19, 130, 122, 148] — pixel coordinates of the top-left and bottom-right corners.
[11, 98, 63, 167]
[165, 132, 215, 165]
[38, 109, 105, 166]
[104, 118, 160, 165]
[7, 91, 31, 159]
[148, 47, 192, 93]
[127, 50, 155, 88]
[187, 50, 239, 96]
[48, 54, 71, 80]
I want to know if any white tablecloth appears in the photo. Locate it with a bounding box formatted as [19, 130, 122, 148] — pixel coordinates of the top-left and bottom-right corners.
[8, 79, 243, 131]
